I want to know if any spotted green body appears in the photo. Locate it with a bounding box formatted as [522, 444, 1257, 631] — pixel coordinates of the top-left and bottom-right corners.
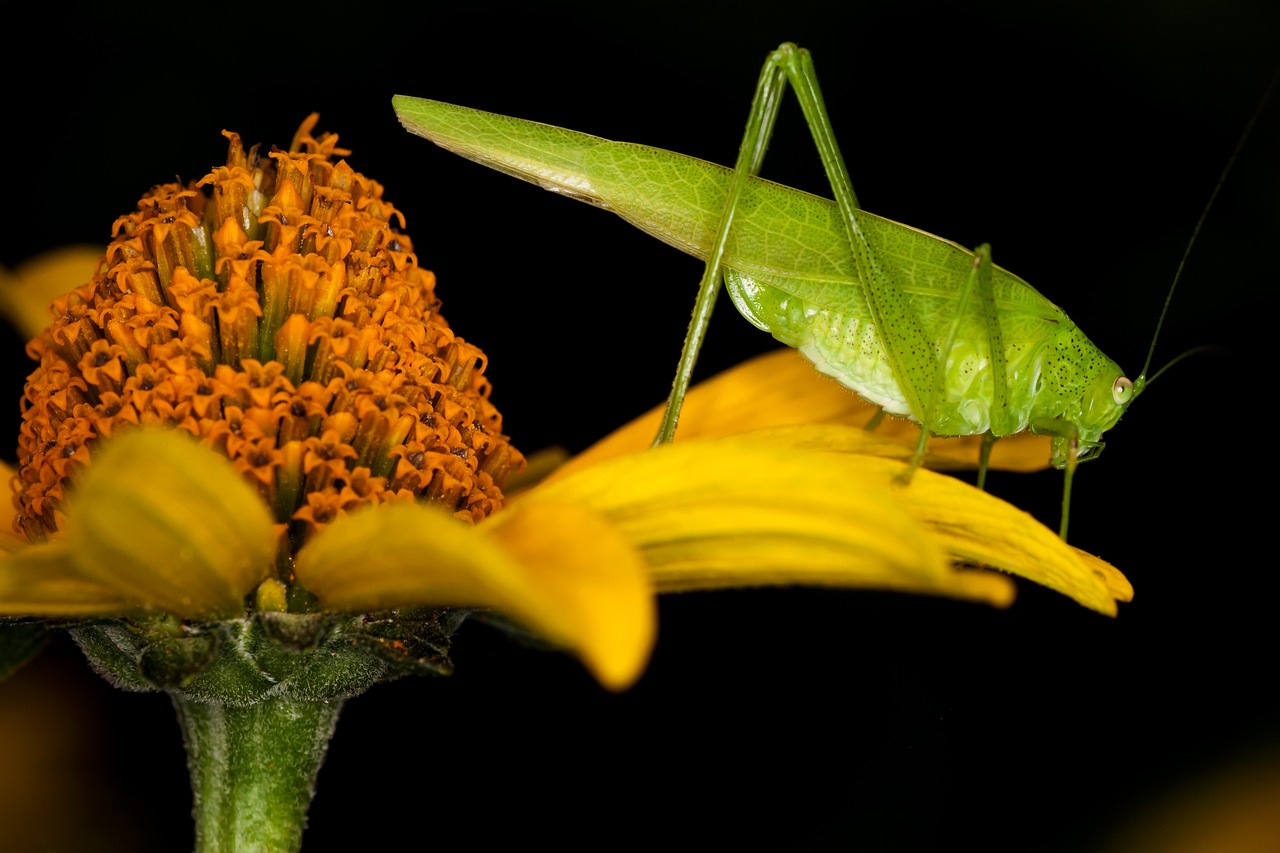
[393, 94, 1135, 470]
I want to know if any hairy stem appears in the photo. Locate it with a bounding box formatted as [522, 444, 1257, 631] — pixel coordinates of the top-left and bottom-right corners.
[170, 693, 344, 853]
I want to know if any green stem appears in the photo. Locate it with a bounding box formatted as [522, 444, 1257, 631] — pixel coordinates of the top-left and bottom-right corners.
[170, 693, 345, 853]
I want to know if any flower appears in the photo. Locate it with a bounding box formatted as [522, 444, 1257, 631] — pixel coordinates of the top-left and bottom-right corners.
[0, 116, 1130, 851]
[0, 114, 1133, 682]
[13, 115, 523, 541]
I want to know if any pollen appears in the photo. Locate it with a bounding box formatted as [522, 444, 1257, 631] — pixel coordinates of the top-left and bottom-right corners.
[13, 114, 524, 545]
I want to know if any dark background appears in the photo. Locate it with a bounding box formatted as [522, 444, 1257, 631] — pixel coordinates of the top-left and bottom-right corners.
[1, 1, 1277, 850]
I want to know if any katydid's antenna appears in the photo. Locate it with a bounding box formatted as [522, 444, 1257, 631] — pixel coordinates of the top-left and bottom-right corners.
[1142, 343, 1228, 390]
[1136, 66, 1279, 394]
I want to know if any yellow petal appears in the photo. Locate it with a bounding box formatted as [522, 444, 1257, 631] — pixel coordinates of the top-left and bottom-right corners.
[62, 428, 278, 619]
[295, 501, 654, 690]
[548, 348, 1052, 483]
[521, 438, 1014, 607]
[1074, 547, 1135, 603]
[682, 424, 1126, 613]
[928, 428, 1053, 473]
[503, 445, 571, 497]
[874, 457, 1126, 615]
[0, 461, 28, 556]
[0, 246, 103, 341]
[719, 423, 995, 471]
[0, 544, 140, 616]
[483, 502, 655, 690]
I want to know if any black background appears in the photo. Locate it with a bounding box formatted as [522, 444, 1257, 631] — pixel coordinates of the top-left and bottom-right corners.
[1, 2, 1277, 850]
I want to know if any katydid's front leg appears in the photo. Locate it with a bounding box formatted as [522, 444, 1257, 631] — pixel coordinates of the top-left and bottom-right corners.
[955, 243, 1016, 493]
[1030, 418, 1101, 541]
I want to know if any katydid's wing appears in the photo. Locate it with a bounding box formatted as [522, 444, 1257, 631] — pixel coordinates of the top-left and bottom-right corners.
[579, 142, 1063, 331]
[393, 96, 615, 207]
[393, 96, 1063, 337]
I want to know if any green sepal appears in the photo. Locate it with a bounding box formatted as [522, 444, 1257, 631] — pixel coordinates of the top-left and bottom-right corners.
[0, 619, 51, 680]
[69, 608, 467, 704]
[345, 606, 467, 679]
[467, 608, 559, 652]
[70, 620, 163, 692]
[67, 608, 467, 852]
[140, 631, 220, 687]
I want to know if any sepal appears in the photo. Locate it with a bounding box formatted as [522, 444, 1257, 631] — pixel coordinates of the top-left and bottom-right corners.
[68, 609, 466, 704]
[0, 619, 51, 680]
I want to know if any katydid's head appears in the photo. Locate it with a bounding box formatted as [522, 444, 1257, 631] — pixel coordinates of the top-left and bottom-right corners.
[1046, 362, 1135, 468]
[1034, 325, 1137, 468]
[1045, 291, 1221, 468]
[1053, 67, 1272, 471]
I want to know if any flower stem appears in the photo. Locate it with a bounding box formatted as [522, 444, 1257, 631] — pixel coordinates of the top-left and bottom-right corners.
[170, 693, 344, 853]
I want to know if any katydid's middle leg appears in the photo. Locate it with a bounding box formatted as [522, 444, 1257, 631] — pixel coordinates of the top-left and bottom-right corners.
[971, 242, 1013, 493]
[902, 243, 1012, 491]
[903, 243, 988, 483]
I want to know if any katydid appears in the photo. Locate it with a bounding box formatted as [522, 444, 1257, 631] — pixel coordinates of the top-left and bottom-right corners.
[392, 44, 1258, 542]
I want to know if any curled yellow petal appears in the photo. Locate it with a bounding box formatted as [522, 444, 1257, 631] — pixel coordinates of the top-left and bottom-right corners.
[61, 428, 278, 619]
[1073, 548, 1134, 604]
[0, 461, 27, 556]
[875, 457, 1126, 615]
[483, 502, 655, 690]
[548, 348, 1052, 483]
[295, 501, 654, 691]
[503, 446, 572, 497]
[695, 424, 1128, 614]
[521, 439, 1014, 607]
[0, 246, 103, 341]
[722, 423, 989, 471]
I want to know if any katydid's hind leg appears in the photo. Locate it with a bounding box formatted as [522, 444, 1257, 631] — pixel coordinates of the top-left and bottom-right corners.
[860, 408, 928, 482]
[781, 44, 943, 438]
[769, 44, 941, 435]
[712, 44, 942, 485]
[895, 427, 930, 485]
[651, 47, 797, 446]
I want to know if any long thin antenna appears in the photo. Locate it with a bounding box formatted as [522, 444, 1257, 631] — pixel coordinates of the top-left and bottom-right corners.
[1138, 66, 1280, 387]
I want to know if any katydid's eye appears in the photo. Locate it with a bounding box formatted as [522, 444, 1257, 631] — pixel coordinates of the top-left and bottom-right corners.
[1112, 376, 1134, 405]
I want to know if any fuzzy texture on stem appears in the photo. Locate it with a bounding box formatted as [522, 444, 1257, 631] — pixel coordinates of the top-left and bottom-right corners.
[172, 695, 343, 853]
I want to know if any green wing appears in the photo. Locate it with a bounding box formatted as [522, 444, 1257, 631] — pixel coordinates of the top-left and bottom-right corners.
[395, 96, 1070, 431]
[393, 96, 1063, 332]
[580, 140, 1062, 329]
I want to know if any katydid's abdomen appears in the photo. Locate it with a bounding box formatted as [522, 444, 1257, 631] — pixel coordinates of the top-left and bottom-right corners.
[393, 96, 1133, 463]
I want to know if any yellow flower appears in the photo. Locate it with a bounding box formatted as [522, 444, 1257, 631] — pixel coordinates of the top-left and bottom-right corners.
[0, 117, 1131, 698]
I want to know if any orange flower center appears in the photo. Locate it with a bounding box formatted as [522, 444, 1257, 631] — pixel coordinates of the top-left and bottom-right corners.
[13, 114, 524, 547]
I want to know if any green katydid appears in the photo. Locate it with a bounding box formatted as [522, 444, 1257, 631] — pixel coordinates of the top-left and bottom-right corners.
[392, 43, 1259, 542]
